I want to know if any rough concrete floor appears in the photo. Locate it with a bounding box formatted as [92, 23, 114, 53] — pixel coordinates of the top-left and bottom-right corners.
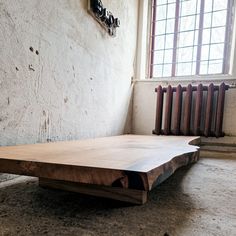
[0, 157, 236, 236]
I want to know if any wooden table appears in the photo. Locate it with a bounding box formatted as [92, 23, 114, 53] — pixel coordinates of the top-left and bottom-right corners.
[0, 135, 199, 204]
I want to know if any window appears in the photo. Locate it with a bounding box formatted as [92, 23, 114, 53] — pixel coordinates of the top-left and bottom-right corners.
[149, 0, 235, 78]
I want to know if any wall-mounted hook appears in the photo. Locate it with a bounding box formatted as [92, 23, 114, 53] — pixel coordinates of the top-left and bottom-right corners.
[88, 0, 120, 37]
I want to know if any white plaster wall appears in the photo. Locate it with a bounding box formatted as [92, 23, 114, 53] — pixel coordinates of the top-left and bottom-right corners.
[133, 80, 236, 136]
[0, 0, 139, 145]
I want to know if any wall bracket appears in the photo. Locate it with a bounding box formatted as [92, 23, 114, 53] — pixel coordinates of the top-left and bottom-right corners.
[88, 0, 120, 37]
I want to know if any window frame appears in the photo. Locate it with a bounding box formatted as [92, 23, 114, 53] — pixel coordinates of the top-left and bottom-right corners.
[148, 0, 236, 79]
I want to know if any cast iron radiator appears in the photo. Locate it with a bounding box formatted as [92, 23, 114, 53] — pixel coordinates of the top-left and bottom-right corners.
[153, 83, 229, 137]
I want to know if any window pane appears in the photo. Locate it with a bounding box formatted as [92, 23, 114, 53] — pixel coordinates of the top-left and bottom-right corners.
[155, 20, 166, 35]
[166, 19, 175, 33]
[156, 0, 168, 6]
[202, 28, 211, 44]
[162, 64, 172, 77]
[203, 13, 212, 28]
[156, 4, 167, 20]
[176, 63, 192, 76]
[214, 0, 228, 11]
[153, 50, 164, 64]
[163, 49, 173, 64]
[209, 43, 224, 60]
[178, 31, 194, 47]
[205, 0, 213, 12]
[153, 65, 163, 77]
[191, 62, 196, 75]
[165, 34, 174, 49]
[200, 61, 208, 74]
[193, 46, 198, 59]
[167, 3, 176, 19]
[211, 27, 225, 43]
[196, 14, 200, 29]
[177, 47, 193, 63]
[181, 0, 198, 16]
[150, 0, 232, 77]
[180, 15, 197, 32]
[154, 35, 165, 50]
[167, 0, 176, 3]
[201, 44, 210, 60]
[194, 30, 199, 45]
[208, 60, 223, 73]
[212, 10, 227, 27]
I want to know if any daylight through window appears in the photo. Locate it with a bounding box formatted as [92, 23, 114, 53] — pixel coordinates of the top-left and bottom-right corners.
[149, 0, 234, 78]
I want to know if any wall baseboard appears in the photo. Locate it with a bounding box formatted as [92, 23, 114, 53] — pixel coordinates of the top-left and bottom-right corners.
[200, 136, 236, 158]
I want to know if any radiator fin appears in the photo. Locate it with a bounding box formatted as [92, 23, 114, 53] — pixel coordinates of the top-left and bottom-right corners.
[153, 83, 229, 137]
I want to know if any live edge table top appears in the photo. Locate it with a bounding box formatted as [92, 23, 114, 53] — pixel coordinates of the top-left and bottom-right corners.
[0, 135, 200, 191]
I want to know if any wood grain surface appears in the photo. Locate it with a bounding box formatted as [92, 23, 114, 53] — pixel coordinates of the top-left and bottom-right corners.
[0, 135, 200, 192]
[39, 178, 148, 204]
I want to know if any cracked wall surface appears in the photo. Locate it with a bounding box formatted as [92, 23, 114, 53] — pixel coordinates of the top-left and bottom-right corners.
[0, 0, 138, 145]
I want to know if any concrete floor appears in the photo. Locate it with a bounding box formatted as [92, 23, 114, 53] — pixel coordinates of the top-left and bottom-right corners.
[0, 157, 236, 236]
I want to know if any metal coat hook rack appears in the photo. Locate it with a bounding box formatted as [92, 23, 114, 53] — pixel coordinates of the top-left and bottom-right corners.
[88, 0, 120, 37]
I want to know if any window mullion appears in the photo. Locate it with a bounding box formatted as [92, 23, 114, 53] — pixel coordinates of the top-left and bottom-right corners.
[149, 0, 157, 78]
[223, 0, 234, 74]
[206, 0, 214, 74]
[171, 0, 180, 77]
[196, 0, 205, 75]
